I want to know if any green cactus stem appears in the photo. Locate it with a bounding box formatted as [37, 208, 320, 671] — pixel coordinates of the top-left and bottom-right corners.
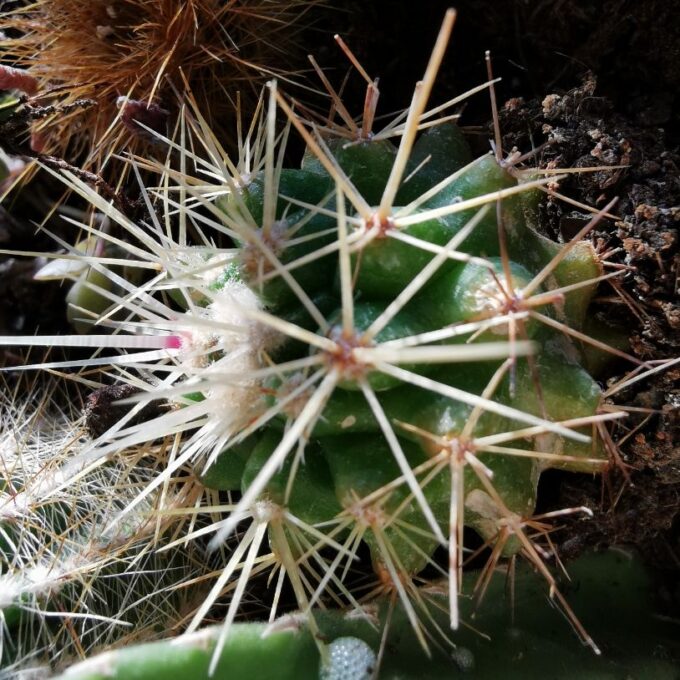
[54, 551, 680, 680]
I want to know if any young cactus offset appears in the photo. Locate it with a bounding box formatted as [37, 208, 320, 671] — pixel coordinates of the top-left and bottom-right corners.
[0, 8, 632, 675]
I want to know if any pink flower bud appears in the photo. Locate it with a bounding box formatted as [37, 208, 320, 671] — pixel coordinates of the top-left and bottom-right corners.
[116, 97, 169, 142]
[0, 65, 38, 96]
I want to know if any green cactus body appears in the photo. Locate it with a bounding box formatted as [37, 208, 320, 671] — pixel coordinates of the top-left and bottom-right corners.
[241, 431, 342, 526]
[397, 122, 473, 202]
[503, 345, 607, 472]
[416, 256, 541, 338]
[194, 83, 609, 633]
[53, 552, 680, 680]
[320, 433, 447, 575]
[303, 138, 398, 205]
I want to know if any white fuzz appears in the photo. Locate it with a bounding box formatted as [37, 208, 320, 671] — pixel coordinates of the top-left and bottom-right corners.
[206, 279, 281, 355]
[0, 563, 69, 609]
[178, 278, 284, 462]
[0, 381, 213, 670]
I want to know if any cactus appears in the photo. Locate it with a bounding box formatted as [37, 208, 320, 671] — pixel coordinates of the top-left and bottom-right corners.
[0, 0, 325, 170]
[52, 551, 680, 679]
[0, 7, 658, 677]
[0, 374, 220, 678]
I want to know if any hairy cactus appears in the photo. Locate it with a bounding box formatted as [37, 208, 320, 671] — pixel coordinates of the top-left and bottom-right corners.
[1, 8, 660, 677]
[0, 374, 217, 678]
[0, 0, 324, 169]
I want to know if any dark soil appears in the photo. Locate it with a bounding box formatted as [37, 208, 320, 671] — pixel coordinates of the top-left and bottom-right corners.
[494, 74, 679, 567]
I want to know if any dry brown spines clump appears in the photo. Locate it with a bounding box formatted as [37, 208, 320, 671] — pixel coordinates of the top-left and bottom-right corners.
[0, 0, 323, 170]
